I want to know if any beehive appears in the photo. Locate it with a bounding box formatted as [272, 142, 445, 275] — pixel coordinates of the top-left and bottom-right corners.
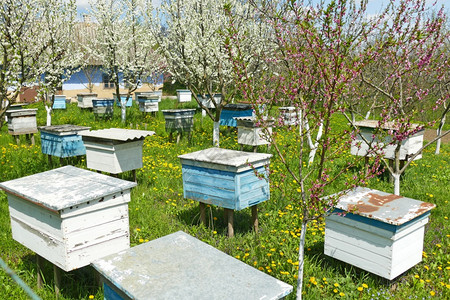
[52, 95, 67, 109]
[176, 89, 192, 103]
[80, 128, 155, 174]
[92, 99, 114, 117]
[235, 117, 272, 147]
[198, 93, 222, 109]
[5, 108, 38, 135]
[351, 120, 424, 160]
[92, 231, 292, 300]
[137, 94, 159, 113]
[39, 124, 90, 158]
[77, 93, 97, 108]
[324, 187, 435, 280]
[278, 107, 299, 126]
[179, 148, 271, 210]
[162, 109, 196, 133]
[0, 166, 137, 272]
[220, 104, 253, 127]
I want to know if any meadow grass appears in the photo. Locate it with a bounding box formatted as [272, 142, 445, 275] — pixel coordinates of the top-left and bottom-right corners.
[0, 100, 448, 299]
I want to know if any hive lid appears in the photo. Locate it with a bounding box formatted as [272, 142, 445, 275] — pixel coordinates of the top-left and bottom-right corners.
[353, 120, 424, 132]
[223, 103, 252, 110]
[92, 231, 292, 300]
[179, 148, 271, 172]
[38, 124, 91, 135]
[0, 166, 137, 211]
[79, 128, 155, 142]
[331, 187, 435, 226]
[6, 108, 38, 116]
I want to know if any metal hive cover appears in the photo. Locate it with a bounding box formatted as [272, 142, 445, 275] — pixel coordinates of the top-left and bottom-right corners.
[38, 124, 91, 135]
[353, 120, 424, 132]
[331, 187, 435, 226]
[79, 128, 155, 142]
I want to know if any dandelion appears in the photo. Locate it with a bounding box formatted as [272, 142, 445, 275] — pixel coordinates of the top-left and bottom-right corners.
[357, 287, 363, 291]
[89, 296, 94, 299]
[334, 283, 340, 287]
[430, 291, 436, 296]
[339, 292, 345, 297]
[362, 283, 368, 288]
[139, 238, 144, 243]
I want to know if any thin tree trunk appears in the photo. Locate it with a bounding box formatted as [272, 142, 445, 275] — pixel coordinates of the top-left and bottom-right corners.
[213, 121, 220, 147]
[435, 113, 445, 155]
[393, 173, 401, 195]
[45, 105, 52, 126]
[296, 220, 307, 300]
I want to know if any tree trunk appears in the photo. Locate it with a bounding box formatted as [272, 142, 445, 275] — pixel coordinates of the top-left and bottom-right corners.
[393, 173, 401, 195]
[435, 114, 445, 155]
[213, 121, 220, 147]
[296, 220, 307, 300]
[45, 105, 52, 126]
[121, 102, 126, 123]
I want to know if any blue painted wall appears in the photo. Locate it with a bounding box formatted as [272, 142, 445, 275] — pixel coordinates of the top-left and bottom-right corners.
[182, 165, 270, 210]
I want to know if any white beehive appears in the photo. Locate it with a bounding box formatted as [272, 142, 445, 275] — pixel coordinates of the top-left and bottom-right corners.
[235, 117, 272, 147]
[176, 89, 192, 103]
[80, 128, 155, 174]
[351, 120, 424, 160]
[0, 166, 137, 272]
[77, 93, 98, 108]
[5, 108, 38, 135]
[324, 187, 435, 280]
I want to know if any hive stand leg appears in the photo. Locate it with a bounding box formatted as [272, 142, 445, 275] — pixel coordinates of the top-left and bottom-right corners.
[59, 157, 64, 166]
[176, 132, 181, 144]
[168, 132, 173, 143]
[48, 155, 53, 167]
[54, 264, 61, 297]
[240, 144, 244, 151]
[199, 202, 206, 225]
[226, 208, 234, 237]
[253, 146, 257, 153]
[36, 255, 44, 289]
[252, 205, 259, 233]
[132, 169, 137, 182]
[15, 135, 20, 145]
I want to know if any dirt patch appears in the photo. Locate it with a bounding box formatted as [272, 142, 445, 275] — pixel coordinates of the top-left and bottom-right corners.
[423, 129, 450, 144]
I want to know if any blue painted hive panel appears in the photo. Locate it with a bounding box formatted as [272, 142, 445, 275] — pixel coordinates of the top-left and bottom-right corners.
[220, 108, 253, 127]
[182, 164, 269, 210]
[52, 96, 67, 109]
[40, 132, 86, 157]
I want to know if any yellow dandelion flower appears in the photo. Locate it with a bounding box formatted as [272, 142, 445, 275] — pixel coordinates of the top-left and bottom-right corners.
[430, 291, 436, 296]
[334, 283, 339, 287]
[362, 283, 368, 288]
[339, 292, 345, 297]
[357, 287, 363, 292]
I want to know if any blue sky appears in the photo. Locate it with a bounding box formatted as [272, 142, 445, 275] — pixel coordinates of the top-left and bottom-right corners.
[75, 0, 447, 20]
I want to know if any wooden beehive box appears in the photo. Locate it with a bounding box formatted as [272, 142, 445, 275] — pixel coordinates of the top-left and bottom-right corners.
[39, 124, 91, 158]
[77, 93, 97, 108]
[137, 94, 159, 113]
[235, 117, 272, 147]
[114, 93, 133, 107]
[324, 187, 435, 280]
[0, 166, 137, 272]
[5, 108, 38, 135]
[80, 128, 155, 174]
[176, 89, 192, 103]
[278, 107, 299, 126]
[220, 104, 253, 127]
[92, 231, 292, 300]
[52, 95, 67, 109]
[92, 99, 114, 117]
[197, 93, 222, 109]
[162, 109, 196, 133]
[351, 120, 424, 160]
[178, 148, 272, 210]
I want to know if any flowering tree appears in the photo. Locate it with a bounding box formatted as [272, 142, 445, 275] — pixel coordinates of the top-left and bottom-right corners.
[227, 0, 449, 298]
[356, 0, 449, 195]
[36, 0, 78, 126]
[149, 0, 272, 146]
[86, 0, 166, 123]
[0, 0, 76, 128]
[227, 1, 386, 298]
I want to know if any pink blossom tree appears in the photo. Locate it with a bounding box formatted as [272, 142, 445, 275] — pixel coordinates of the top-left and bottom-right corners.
[226, 0, 448, 298]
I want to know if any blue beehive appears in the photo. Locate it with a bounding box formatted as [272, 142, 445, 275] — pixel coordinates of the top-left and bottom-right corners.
[179, 148, 271, 210]
[39, 124, 90, 158]
[114, 93, 133, 107]
[52, 95, 67, 109]
[92, 99, 114, 117]
[219, 103, 253, 127]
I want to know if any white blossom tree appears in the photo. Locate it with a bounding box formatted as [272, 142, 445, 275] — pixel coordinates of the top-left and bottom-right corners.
[149, 0, 273, 146]
[86, 0, 166, 123]
[0, 0, 76, 128]
[36, 0, 78, 126]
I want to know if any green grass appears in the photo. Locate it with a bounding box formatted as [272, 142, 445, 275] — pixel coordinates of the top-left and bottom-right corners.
[0, 100, 448, 299]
